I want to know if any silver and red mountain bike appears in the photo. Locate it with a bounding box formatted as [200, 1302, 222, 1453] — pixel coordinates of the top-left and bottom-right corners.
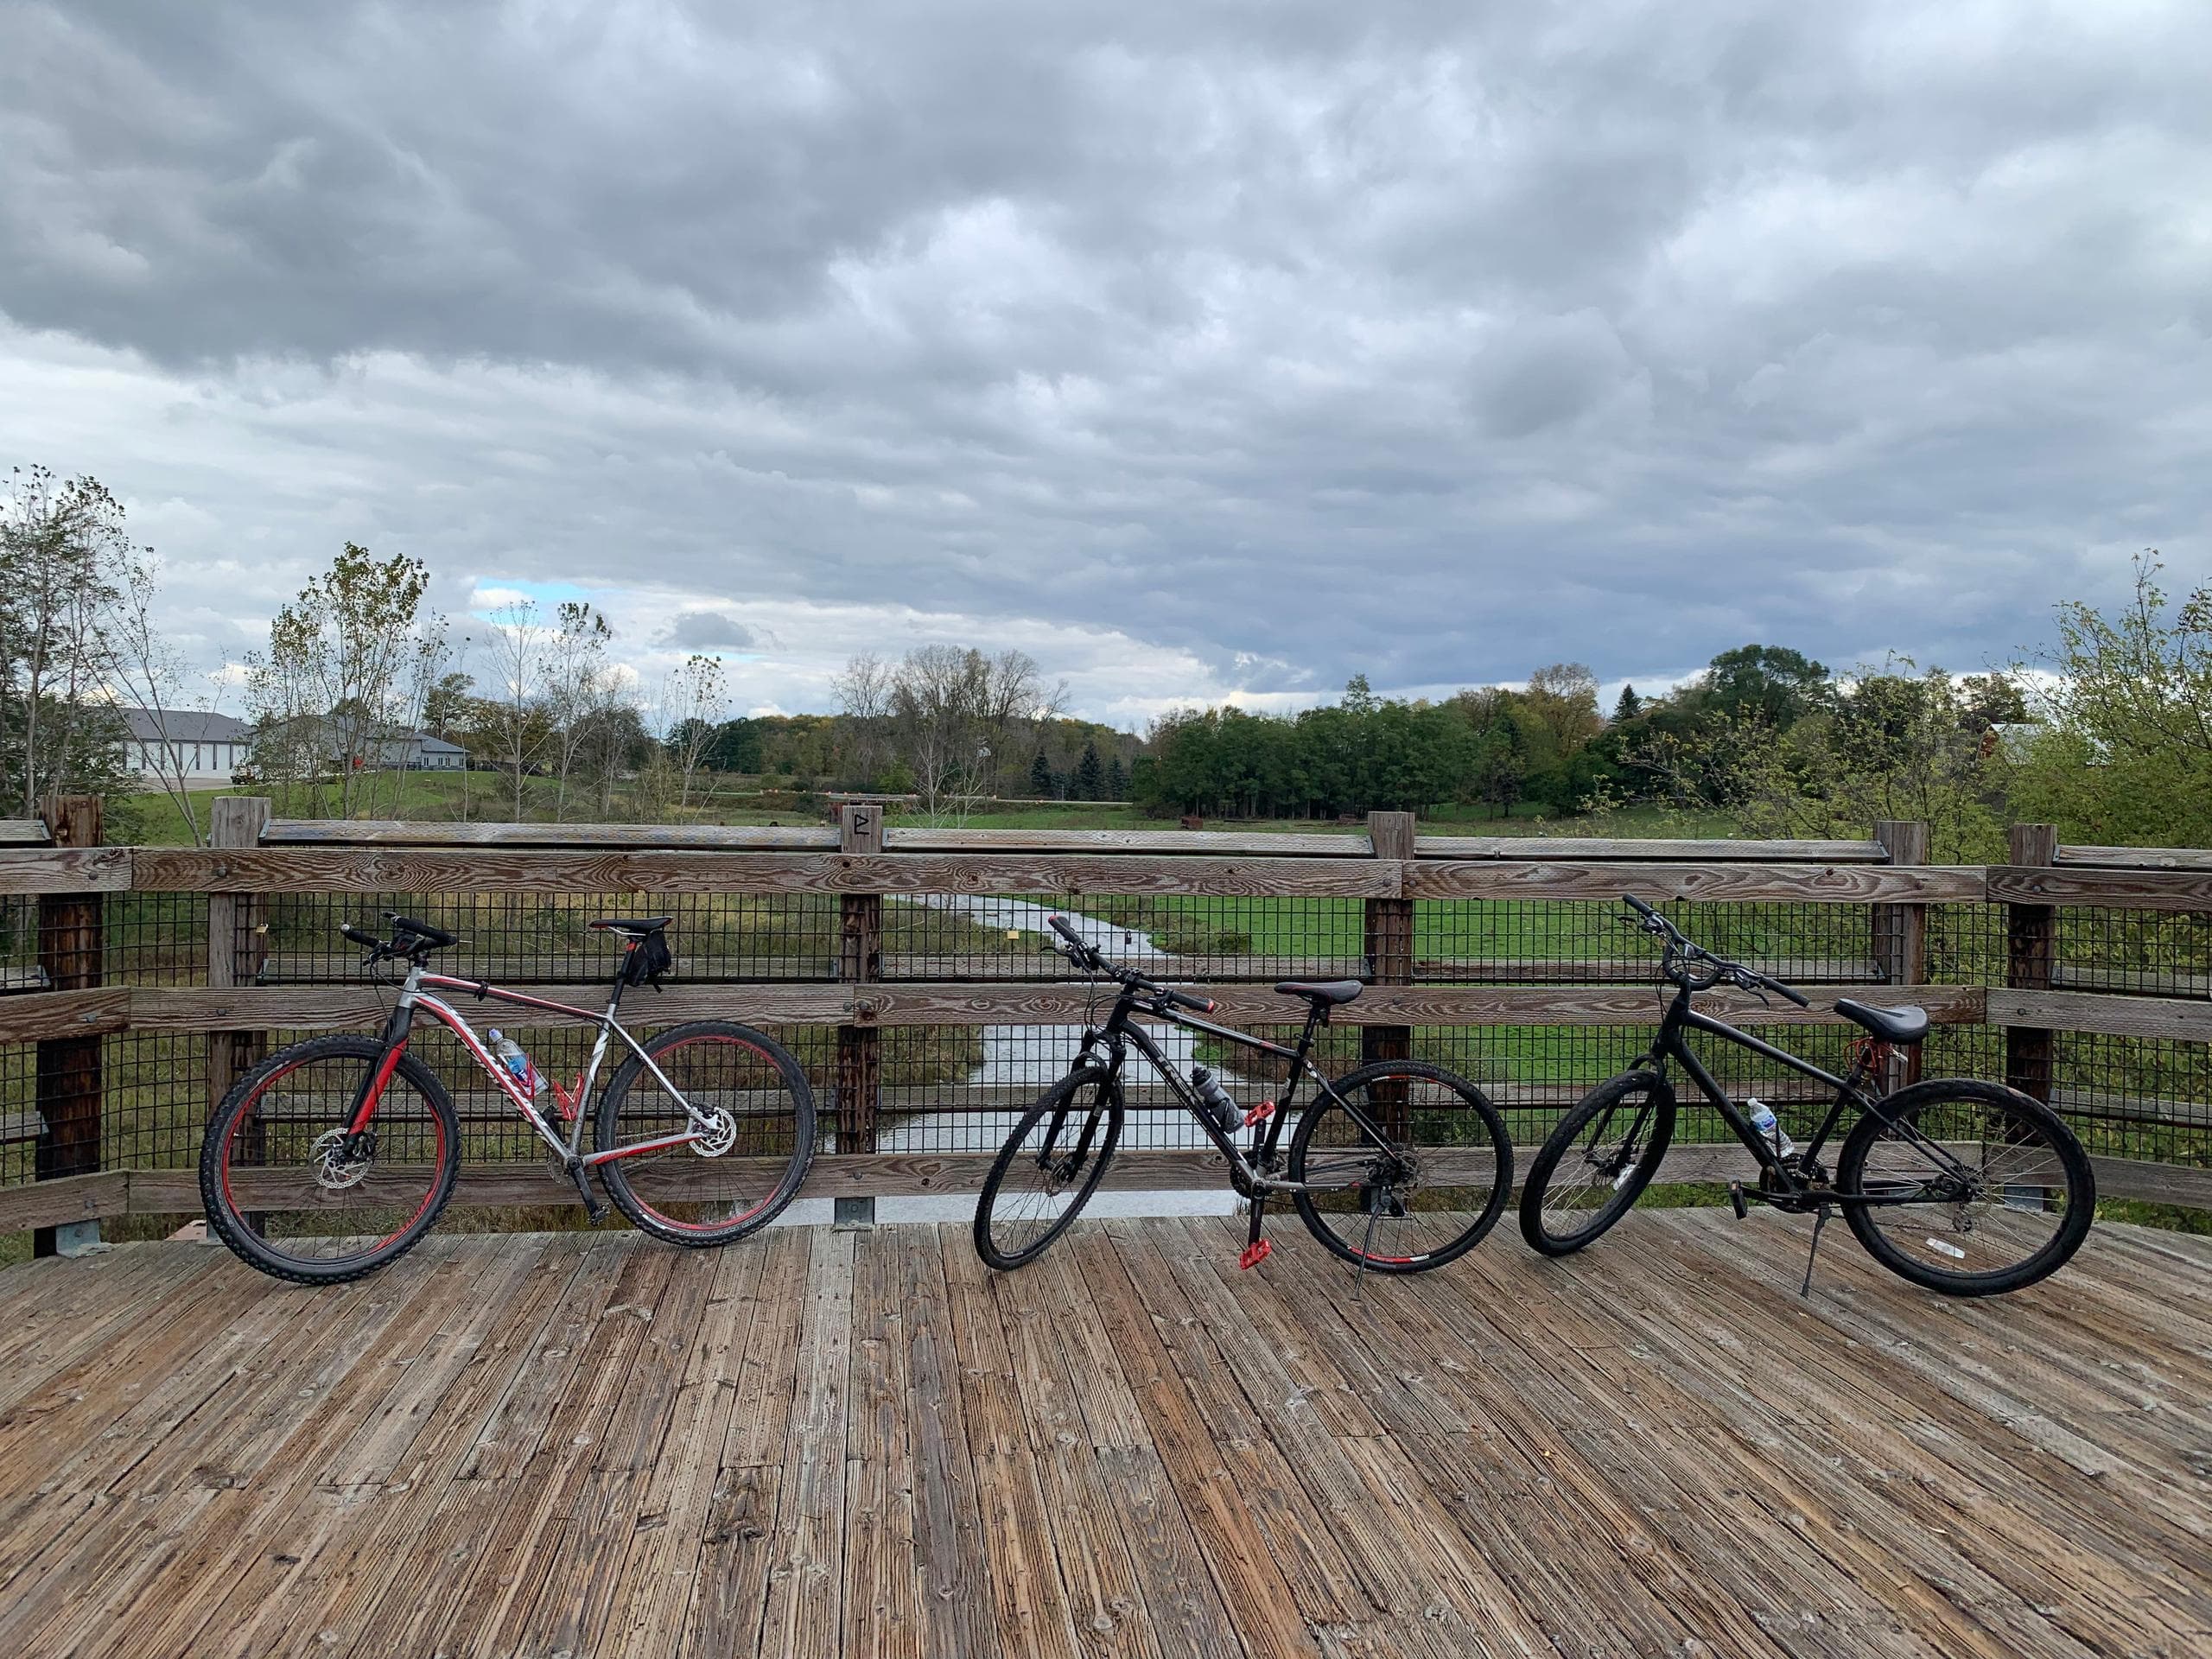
[198, 913, 815, 1284]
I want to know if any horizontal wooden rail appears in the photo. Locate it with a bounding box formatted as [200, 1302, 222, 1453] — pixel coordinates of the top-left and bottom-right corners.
[883, 827, 1368, 855]
[1986, 865, 2212, 912]
[0, 847, 131, 894]
[0, 818, 51, 847]
[105, 980, 1984, 1037]
[1407, 861, 1985, 905]
[131, 848, 1399, 898]
[1984, 989, 2212, 1044]
[265, 819, 841, 850]
[2056, 844, 2212, 870]
[1414, 836, 1885, 862]
[10, 1144, 2205, 1231]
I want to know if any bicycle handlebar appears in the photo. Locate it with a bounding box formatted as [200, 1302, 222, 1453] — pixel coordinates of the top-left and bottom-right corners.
[1619, 893, 1811, 1006]
[1044, 914, 1216, 1014]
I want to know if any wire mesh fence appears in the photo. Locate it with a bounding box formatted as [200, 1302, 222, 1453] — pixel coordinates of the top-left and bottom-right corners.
[1, 856, 2209, 1216]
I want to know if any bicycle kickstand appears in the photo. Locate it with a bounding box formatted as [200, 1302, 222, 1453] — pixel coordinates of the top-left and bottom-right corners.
[1800, 1204, 1832, 1298]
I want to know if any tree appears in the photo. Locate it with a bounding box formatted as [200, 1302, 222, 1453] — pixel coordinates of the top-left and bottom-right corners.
[888, 645, 1064, 821]
[1027, 750, 1056, 799]
[1702, 644, 1830, 727]
[660, 653, 728, 811]
[544, 601, 615, 820]
[1614, 684, 1642, 721]
[0, 466, 127, 813]
[1072, 741, 1105, 801]
[2010, 553, 2212, 844]
[1104, 753, 1127, 800]
[105, 551, 224, 845]
[480, 600, 550, 820]
[832, 652, 894, 789]
[244, 543, 442, 818]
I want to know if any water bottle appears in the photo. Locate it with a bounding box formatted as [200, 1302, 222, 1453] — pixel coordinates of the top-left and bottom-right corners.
[1192, 1065, 1241, 1134]
[487, 1028, 543, 1099]
[1746, 1097, 1795, 1157]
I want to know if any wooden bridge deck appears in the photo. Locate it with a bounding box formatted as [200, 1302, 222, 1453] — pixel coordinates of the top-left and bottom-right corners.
[0, 1212, 2206, 1659]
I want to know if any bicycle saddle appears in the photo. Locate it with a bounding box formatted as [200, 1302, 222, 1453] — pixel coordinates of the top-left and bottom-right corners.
[1274, 979, 1363, 1007]
[1833, 998, 1929, 1045]
[588, 916, 672, 935]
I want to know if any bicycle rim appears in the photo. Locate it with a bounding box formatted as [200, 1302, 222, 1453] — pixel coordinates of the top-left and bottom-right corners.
[1842, 1084, 2092, 1292]
[597, 1026, 814, 1239]
[1292, 1063, 1510, 1272]
[976, 1075, 1122, 1268]
[207, 1045, 452, 1274]
[1525, 1075, 1672, 1254]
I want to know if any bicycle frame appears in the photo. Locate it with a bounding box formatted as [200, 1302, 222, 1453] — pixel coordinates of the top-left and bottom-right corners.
[1643, 981, 1974, 1205]
[349, 958, 716, 1167]
[1046, 984, 1399, 1194]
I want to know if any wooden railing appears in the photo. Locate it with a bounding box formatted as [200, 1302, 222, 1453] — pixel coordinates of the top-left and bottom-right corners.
[3, 803, 2209, 1236]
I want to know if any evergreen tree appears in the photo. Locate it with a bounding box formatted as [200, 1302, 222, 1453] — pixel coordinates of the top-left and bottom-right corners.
[1103, 753, 1126, 799]
[1614, 684, 1642, 721]
[1027, 749, 1056, 798]
[1073, 741, 1105, 800]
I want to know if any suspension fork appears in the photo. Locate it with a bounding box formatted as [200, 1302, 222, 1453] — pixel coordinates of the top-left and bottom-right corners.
[344, 1001, 417, 1136]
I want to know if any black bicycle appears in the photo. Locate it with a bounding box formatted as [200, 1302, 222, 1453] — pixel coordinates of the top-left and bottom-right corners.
[974, 916, 1513, 1275]
[1518, 895, 2094, 1296]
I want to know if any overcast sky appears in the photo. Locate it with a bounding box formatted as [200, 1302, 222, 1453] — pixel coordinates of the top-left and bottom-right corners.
[3, 2, 2207, 728]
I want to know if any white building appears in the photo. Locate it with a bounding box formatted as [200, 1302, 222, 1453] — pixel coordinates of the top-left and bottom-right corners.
[120, 708, 253, 783]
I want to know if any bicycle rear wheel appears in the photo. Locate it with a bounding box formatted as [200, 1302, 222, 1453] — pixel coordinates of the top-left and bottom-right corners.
[1518, 1071, 1676, 1255]
[974, 1068, 1123, 1270]
[1289, 1060, 1511, 1273]
[198, 1034, 460, 1285]
[1839, 1078, 2094, 1295]
[594, 1022, 816, 1246]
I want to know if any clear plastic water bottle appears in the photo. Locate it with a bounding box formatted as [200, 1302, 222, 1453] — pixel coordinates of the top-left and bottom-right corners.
[1746, 1097, 1795, 1157]
[487, 1028, 543, 1099]
[1191, 1065, 1241, 1134]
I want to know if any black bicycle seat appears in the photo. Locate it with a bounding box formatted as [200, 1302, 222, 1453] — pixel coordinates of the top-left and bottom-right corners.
[588, 916, 672, 936]
[1274, 979, 1363, 1007]
[1834, 998, 1929, 1046]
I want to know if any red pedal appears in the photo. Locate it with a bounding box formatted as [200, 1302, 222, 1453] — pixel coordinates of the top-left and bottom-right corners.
[1238, 1238, 1272, 1271]
[1243, 1098, 1276, 1128]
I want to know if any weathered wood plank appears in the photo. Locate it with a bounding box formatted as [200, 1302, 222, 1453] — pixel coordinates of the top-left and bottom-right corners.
[0, 846, 130, 894]
[2056, 843, 2212, 871]
[2088, 1155, 2212, 1208]
[0, 987, 130, 1045]
[131, 846, 1399, 897]
[124, 976, 1985, 1033]
[1415, 835, 1886, 862]
[264, 817, 841, 849]
[0, 1169, 130, 1230]
[1987, 988, 2212, 1042]
[887, 826, 1367, 855]
[0, 818, 52, 846]
[1987, 862, 2212, 911]
[1408, 859, 1985, 904]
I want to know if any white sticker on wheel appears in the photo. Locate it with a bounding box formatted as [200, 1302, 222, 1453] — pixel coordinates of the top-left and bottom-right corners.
[1925, 1237, 1967, 1260]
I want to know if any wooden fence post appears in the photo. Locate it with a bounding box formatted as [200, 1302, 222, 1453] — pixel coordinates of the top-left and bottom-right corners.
[2005, 823, 2059, 1105]
[834, 803, 882, 1223]
[1361, 811, 1416, 1077]
[34, 795, 103, 1257]
[1872, 820, 1929, 1090]
[207, 796, 272, 1132]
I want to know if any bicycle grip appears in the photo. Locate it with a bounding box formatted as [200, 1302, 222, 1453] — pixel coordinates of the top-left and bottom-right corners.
[339, 923, 382, 949]
[1164, 987, 1217, 1014]
[1047, 914, 1084, 945]
[1622, 893, 1658, 919]
[1771, 978, 1811, 1008]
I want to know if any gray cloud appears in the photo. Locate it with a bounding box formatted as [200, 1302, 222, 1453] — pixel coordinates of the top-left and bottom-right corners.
[658, 609, 756, 652]
[2, 1, 2208, 720]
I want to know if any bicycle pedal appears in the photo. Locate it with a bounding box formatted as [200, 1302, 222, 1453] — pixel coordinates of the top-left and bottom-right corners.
[1237, 1238, 1272, 1271]
[1243, 1098, 1276, 1128]
[1728, 1182, 1748, 1221]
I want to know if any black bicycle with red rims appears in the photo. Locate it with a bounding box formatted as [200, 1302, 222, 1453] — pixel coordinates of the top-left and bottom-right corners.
[973, 916, 1512, 1277]
[197, 914, 814, 1284]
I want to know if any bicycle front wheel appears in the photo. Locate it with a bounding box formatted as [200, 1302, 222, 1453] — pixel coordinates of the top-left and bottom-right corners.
[974, 1068, 1123, 1270]
[198, 1034, 460, 1285]
[594, 1022, 816, 1246]
[1289, 1060, 1511, 1273]
[1839, 1078, 2094, 1295]
[1518, 1071, 1676, 1256]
